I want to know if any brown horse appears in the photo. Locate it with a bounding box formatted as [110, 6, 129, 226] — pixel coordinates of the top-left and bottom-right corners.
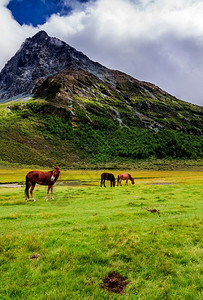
[101, 173, 116, 187]
[117, 173, 135, 186]
[25, 166, 60, 202]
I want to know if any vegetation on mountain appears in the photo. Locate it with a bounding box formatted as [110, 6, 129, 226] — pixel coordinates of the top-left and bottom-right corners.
[0, 89, 202, 168]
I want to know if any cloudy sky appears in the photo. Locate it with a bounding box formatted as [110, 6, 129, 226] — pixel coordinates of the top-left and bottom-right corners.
[0, 0, 203, 106]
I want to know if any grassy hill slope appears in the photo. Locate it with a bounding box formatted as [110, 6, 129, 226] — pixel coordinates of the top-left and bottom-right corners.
[0, 89, 202, 168]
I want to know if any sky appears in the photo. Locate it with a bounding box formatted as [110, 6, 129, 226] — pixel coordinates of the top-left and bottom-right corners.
[0, 0, 203, 106]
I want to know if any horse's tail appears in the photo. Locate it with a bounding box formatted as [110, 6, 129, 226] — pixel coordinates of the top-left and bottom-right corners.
[25, 175, 29, 199]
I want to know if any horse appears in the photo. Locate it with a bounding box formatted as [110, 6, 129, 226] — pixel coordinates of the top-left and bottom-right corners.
[25, 166, 60, 202]
[117, 173, 135, 186]
[100, 172, 116, 187]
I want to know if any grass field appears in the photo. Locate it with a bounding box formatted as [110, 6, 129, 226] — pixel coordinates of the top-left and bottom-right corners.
[0, 170, 202, 299]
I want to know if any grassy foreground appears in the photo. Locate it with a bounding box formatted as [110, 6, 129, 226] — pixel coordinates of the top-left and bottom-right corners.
[0, 170, 202, 299]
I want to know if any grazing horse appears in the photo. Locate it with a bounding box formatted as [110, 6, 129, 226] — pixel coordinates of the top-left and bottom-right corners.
[117, 173, 135, 186]
[25, 166, 60, 202]
[100, 173, 116, 187]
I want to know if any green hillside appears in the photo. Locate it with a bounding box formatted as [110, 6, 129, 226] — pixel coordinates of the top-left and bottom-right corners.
[0, 86, 202, 169]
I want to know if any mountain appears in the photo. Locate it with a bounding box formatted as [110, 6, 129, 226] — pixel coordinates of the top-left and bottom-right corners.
[0, 31, 111, 101]
[0, 31, 202, 167]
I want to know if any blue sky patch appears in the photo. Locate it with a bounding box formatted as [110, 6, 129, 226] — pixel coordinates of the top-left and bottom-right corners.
[7, 0, 89, 26]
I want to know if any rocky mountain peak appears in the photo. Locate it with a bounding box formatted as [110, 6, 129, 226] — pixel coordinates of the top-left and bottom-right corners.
[0, 31, 110, 102]
[30, 30, 49, 41]
[21, 31, 65, 49]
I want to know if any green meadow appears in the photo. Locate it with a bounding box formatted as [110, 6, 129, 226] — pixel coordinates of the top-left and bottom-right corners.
[0, 170, 202, 299]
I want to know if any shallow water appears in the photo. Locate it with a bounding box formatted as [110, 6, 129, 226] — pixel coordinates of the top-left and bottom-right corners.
[0, 180, 98, 188]
[0, 183, 22, 188]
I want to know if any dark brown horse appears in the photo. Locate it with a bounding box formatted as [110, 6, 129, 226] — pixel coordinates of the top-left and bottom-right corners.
[117, 173, 135, 186]
[25, 166, 60, 202]
[101, 173, 116, 187]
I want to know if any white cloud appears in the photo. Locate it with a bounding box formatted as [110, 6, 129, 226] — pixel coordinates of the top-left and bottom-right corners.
[0, 1, 37, 69]
[1, 0, 203, 105]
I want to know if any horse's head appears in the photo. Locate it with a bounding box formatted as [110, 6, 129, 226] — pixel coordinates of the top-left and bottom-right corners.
[51, 166, 60, 182]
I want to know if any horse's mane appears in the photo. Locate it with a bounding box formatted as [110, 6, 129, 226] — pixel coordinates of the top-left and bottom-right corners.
[49, 166, 59, 174]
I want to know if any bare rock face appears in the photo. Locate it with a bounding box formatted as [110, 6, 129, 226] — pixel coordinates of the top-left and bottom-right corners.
[0, 31, 111, 102]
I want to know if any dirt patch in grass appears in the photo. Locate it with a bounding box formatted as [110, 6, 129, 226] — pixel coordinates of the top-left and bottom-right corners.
[29, 253, 40, 260]
[101, 271, 129, 294]
[147, 209, 160, 216]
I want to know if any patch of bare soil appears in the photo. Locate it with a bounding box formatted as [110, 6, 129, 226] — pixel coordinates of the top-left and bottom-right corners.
[147, 209, 160, 216]
[101, 272, 129, 294]
[29, 253, 40, 259]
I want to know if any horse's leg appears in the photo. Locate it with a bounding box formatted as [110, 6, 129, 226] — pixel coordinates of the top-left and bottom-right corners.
[45, 185, 51, 201]
[30, 184, 36, 202]
[25, 180, 31, 201]
[104, 179, 106, 187]
[51, 185, 54, 200]
[125, 179, 128, 185]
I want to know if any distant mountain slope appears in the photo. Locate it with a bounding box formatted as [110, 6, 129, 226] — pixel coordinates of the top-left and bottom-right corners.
[0, 96, 202, 167]
[34, 68, 202, 135]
